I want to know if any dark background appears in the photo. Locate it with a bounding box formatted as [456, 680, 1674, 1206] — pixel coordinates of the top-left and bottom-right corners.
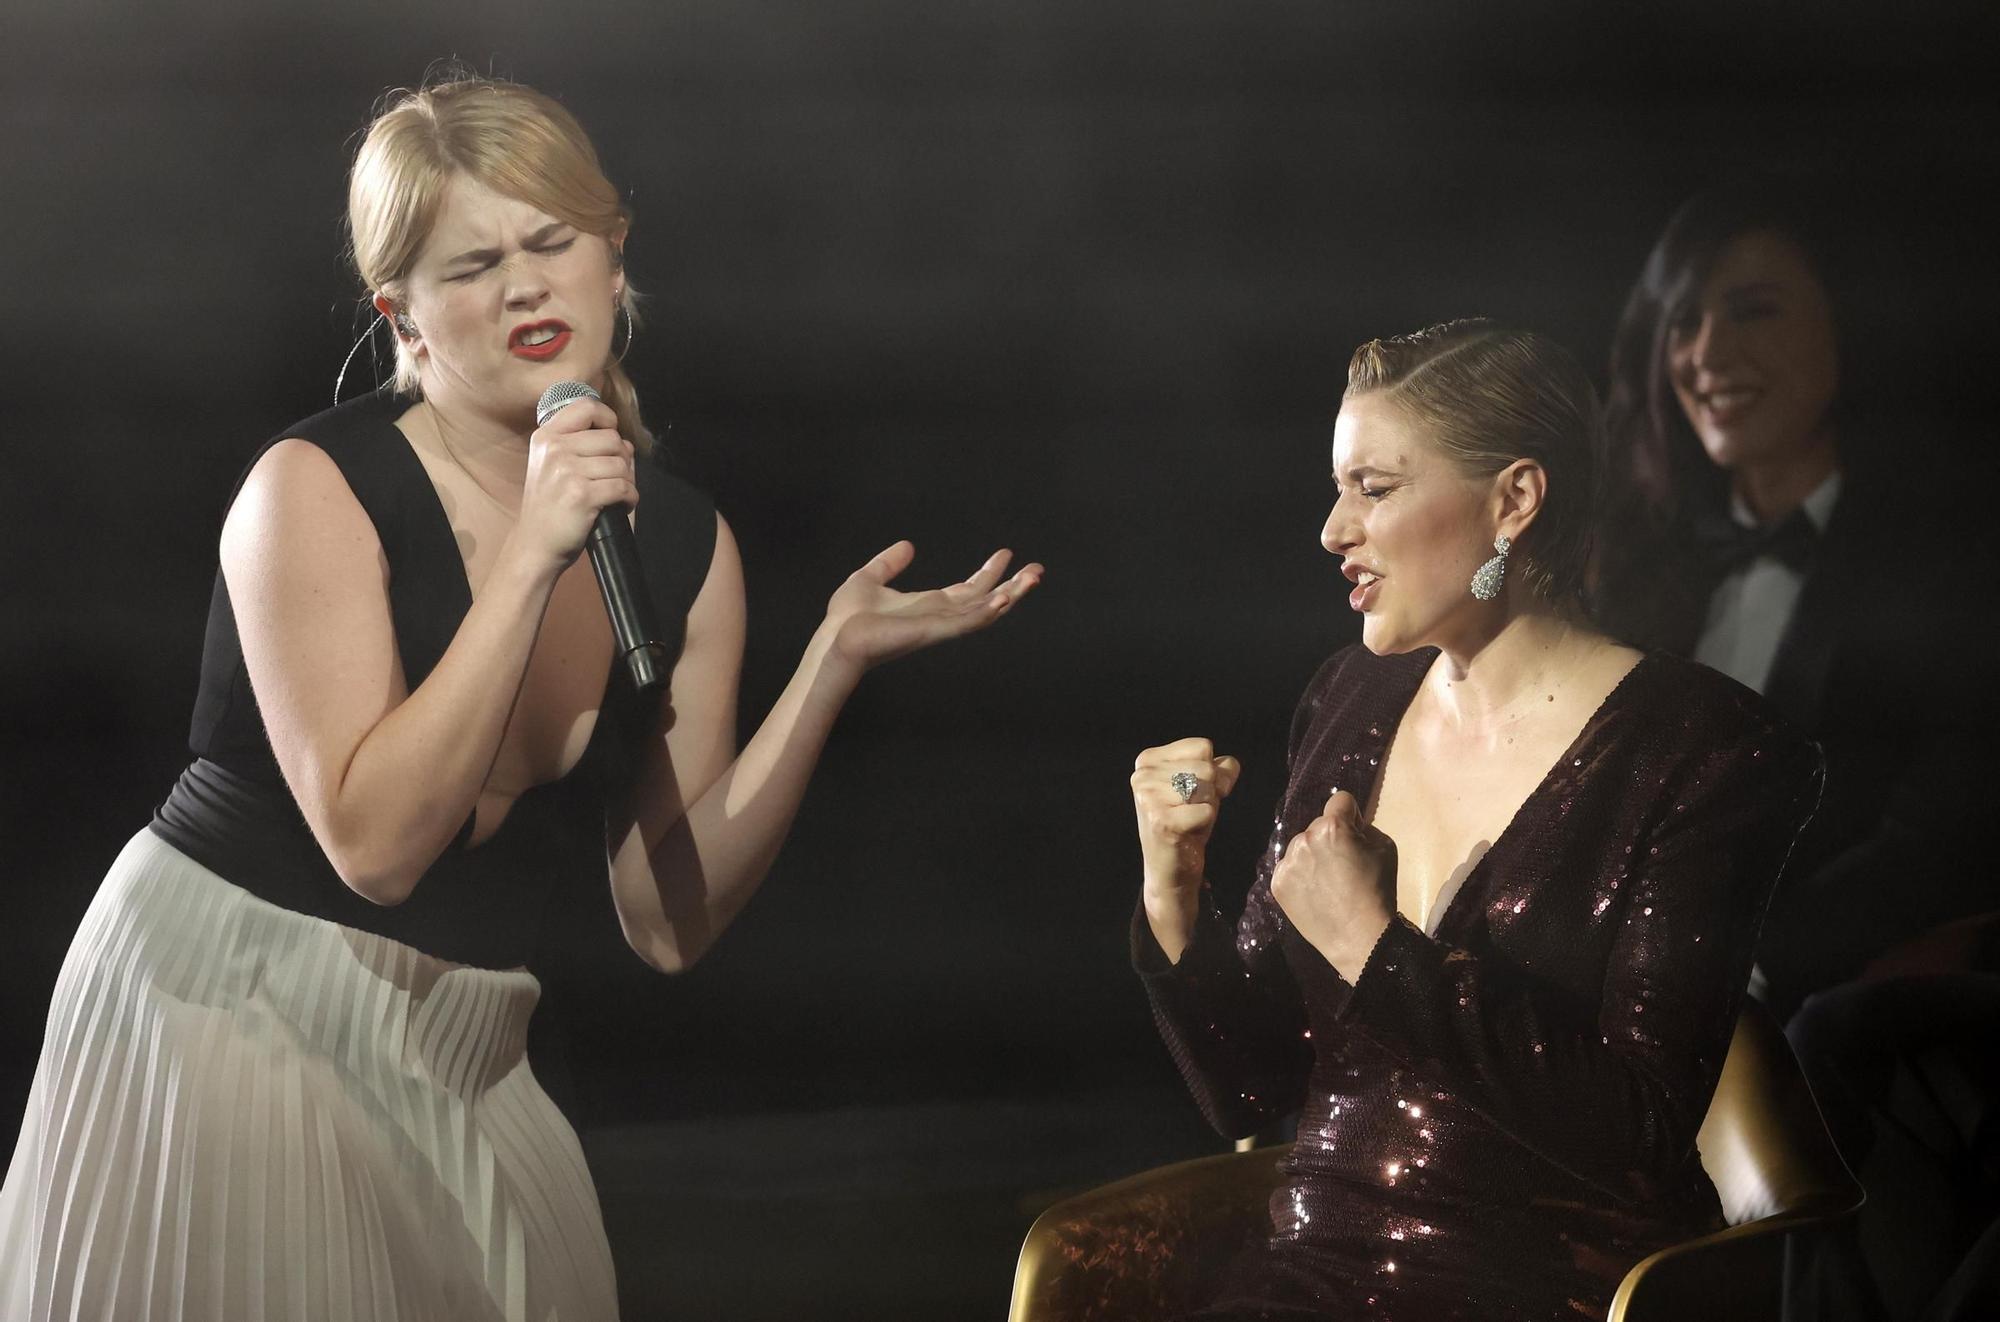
[4, 2, 1996, 1317]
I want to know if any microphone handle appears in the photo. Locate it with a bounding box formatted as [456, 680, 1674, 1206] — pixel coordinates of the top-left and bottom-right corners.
[587, 511, 670, 695]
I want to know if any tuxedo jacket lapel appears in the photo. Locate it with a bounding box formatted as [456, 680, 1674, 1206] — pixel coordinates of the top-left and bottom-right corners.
[1762, 494, 1861, 731]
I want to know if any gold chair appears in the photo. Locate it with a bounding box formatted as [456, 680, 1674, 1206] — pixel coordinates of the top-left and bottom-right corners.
[1010, 1000, 1862, 1322]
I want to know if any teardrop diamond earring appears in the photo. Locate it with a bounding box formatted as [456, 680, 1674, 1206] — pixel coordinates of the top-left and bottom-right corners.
[1469, 535, 1511, 601]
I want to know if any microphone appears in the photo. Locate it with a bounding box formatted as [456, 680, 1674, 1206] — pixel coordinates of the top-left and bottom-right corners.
[536, 380, 669, 696]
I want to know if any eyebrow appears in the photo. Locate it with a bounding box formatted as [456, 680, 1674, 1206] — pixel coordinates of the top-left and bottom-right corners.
[442, 221, 572, 268]
[1333, 464, 1402, 483]
[1671, 280, 1785, 329]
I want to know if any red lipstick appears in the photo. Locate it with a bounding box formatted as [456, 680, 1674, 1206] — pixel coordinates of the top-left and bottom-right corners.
[509, 320, 572, 361]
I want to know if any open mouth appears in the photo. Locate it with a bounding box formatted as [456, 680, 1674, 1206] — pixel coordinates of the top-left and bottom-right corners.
[1348, 570, 1381, 611]
[1696, 385, 1761, 424]
[509, 321, 572, 358]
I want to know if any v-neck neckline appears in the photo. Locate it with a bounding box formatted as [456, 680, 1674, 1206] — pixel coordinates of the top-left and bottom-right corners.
[1347, 648, 1658, 940]
[375, 396, 620, 810]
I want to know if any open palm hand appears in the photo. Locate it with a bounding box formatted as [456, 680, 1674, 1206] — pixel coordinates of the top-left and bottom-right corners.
[822, 541, 1043, 674]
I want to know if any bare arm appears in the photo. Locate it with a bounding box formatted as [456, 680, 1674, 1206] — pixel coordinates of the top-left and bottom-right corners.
[608, 527, 1041, 972]
[226, 404, 634, 903]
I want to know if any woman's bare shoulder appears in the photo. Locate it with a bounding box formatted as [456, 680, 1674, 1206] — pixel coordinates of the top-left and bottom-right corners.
[220, 437, 382, 571]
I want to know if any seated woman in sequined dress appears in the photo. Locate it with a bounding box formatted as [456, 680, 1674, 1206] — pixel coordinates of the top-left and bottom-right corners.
[1129, 319, 1821, 1321]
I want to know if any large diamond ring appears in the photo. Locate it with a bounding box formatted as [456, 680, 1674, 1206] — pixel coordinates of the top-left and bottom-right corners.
[1170, 771, 1200, 803]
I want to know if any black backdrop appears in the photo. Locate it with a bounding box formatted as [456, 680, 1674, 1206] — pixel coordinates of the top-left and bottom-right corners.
[5, 2, 1996, 1316]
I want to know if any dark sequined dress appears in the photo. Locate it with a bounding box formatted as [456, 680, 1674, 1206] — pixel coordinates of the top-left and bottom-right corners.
[1136, 646, 1822, 1321]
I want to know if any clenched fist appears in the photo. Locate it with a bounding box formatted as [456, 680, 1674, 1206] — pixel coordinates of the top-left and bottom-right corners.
[1131, 737, 1242, 963]
[513, 398, 637, 574]
[1268, 790, 1397, 981]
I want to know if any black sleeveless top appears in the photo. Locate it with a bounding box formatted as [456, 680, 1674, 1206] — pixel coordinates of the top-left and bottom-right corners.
[151, 388, 718, 968]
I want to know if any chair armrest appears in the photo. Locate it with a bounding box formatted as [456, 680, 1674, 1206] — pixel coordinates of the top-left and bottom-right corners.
[1858, 909, 2000, 982]
[1009, 1145, 1291, 1322]
[1608, 1196, 1864, 1322]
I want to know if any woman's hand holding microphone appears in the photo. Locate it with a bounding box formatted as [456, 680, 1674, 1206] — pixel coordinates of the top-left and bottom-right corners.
[509, 397, 637, 580]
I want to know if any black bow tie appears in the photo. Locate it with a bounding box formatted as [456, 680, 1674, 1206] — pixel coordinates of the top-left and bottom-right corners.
[1690, 504, 1820, 576]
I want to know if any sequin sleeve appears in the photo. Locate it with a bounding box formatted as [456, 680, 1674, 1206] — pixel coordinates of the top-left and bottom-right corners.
[1133, 823, 1314, 1140]
[1130, 657, 1350, 1141]
[1335, 722, 1822, 1200]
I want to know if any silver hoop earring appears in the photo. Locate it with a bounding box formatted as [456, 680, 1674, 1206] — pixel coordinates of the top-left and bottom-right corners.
[612, 299, 634, 364]
[1469, 534, 1511, 601]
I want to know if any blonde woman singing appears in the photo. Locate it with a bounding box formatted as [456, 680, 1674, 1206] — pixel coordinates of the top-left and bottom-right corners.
[1, 74, 1040, 1320]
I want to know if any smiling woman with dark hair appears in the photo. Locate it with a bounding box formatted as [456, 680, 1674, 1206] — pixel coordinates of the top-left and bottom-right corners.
[1593, 182, 1989, 1015]
[1594, 183, 1998, 1322]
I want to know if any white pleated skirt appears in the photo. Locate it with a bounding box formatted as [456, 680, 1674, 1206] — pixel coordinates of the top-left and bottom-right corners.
[0, 830, 620, 1321]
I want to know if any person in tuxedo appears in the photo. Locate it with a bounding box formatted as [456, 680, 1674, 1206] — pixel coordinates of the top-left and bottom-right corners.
[1595, 181, 1990, 1017]
[1595, 182, 1998, 1322]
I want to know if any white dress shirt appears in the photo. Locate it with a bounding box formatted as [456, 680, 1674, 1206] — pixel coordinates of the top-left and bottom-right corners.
[1692, 471, 1842, 695]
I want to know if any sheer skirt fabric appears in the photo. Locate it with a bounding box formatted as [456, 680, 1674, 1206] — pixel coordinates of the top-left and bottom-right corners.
[0, 830, 619, 1321]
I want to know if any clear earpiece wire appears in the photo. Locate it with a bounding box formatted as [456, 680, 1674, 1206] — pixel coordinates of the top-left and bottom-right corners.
[333, 311, 390, 407]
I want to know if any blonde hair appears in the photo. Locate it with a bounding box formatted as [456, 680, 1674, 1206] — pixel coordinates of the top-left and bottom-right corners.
[1344, 319, 1601, 605]
[347, 74, 651, 446]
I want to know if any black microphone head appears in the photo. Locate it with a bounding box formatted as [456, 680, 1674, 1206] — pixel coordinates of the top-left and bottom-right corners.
[535, 379, 602, 427]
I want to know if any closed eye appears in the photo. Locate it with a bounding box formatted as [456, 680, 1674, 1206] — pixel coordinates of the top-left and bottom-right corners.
[446, 236, 575, 281]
